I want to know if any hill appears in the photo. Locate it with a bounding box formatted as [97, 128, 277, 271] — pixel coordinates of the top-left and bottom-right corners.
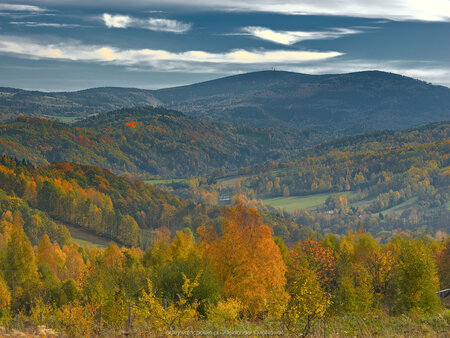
[1, 71, 449, 133]
[0, 156, 298, 248]
[154, 71, 450, 131]
[170, 122, 449, 241]
[0, 107, 327, 177]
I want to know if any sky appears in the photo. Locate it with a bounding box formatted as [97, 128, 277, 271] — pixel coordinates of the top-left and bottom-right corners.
[0, 0, 449, 91]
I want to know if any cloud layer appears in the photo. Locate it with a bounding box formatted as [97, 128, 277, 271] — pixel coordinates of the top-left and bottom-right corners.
[102, 13, 192, 33]
[10, 21, 83, 28]
[242, 26, 362, 45]
[14, 0, 450, 22]
[0, 4, 45, 12]
[0, 35, 342, 67]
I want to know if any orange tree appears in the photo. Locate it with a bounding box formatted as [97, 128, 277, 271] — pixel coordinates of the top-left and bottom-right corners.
[199, 199, 287, 318]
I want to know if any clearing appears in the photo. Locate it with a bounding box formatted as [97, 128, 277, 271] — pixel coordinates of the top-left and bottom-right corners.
[65, 224, 117, 249]
[261, 191, 357, 212]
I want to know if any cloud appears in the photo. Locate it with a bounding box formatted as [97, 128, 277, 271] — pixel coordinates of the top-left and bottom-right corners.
[17, 0, 450, 22]
[102, 13, 131, 28]
[102, 13, 191, 33]
[9, 21, 84, 28]
[146, 18, 191, 33]
[242, 26, 362, 45]
[0, 35, 342, 67]
[0, 4, 45, 12]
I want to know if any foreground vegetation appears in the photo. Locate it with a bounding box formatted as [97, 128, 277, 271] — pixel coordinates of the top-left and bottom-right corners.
[0, 199, 448, 336]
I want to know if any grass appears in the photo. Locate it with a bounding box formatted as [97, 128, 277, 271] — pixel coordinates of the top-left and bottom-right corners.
[65, 224, 116, 249]
[217, 175, 249, 188]
[350, 198, 375, 209]
[144, 178, 185, 185]
[261, 191, 357, 212]
[380, 196, 419, 216]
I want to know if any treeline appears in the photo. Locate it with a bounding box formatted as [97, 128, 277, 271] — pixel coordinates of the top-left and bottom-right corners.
[0, 107, 316, 177]
[0, 201, 448, 335]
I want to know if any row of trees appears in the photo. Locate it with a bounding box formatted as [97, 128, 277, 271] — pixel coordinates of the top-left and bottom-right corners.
[0, 200, 447, 335]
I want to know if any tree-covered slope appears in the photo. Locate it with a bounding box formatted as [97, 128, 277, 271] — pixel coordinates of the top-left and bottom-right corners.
[0, 107, 325, 177]
[0, 156, 298, 248]
[0, 156, 219, 247]
[213, 121, 450, 201]
[177, 122, 449, 240]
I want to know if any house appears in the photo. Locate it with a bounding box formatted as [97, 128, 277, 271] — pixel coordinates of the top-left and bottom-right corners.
[436, 289, 450, 307]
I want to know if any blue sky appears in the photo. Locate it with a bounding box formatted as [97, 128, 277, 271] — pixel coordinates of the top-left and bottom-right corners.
[0, 1, 449, 91]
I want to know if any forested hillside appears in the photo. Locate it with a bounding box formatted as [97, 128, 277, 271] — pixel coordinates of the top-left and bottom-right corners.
[1, 71, 449, 133]
[0, 156, 298, 248]
[0, 156, 217, 247]
[167, 122, 449, 242]
[0, 107, 325, 177]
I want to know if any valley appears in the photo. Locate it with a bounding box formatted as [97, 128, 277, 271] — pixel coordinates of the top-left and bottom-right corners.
[0, 70, 448, 336]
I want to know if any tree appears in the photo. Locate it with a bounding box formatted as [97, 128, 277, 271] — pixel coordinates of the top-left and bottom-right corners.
[284, 264, 331, 337]
[289, 239, 336, 292]
[388, 237, 440, 314]
[136, 275, 199, 332]
[0, 274, 11, 311]
[118, 215, 140, 247]
[3, 224, 37, 289]
[201, 199, 287, 317]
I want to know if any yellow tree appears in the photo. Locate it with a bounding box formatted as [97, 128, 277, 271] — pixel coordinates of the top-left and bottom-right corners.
[201, 199, 287, 317]
[285, 239, 334, 335]
[37, 234, 59, 280]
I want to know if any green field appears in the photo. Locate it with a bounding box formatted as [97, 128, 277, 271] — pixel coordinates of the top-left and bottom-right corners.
[65, 224, 116, 249]
[144, 178, 185, 185]
[262, 191, 357, 212]
[380, 197, 419, 216]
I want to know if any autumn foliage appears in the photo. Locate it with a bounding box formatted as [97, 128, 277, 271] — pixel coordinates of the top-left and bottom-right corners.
[200, 199, 287, 317]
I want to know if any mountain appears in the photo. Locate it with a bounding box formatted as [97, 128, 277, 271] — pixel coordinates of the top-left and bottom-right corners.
[0, 87, 161, 120]
[1, 71, 449, 132]
[154, 71, 450, 131]
[0, 107, 329, 177]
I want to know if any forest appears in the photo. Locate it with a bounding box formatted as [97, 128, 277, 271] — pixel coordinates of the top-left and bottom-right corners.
[0, 155, 298, 248]
[0, 108, 329, 177]
[0, 198, 448, 335]
[163, 122, 449, 243]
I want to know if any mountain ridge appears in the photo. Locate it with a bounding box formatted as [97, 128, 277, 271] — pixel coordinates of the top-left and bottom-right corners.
[1, 70, 448, 133]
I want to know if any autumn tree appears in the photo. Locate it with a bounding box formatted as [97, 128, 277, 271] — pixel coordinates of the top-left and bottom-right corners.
[200, 199, 287, 317]
[284, 239, 334, 335]
[387, 237, 440, 314]
[2, 224, 37, 289]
